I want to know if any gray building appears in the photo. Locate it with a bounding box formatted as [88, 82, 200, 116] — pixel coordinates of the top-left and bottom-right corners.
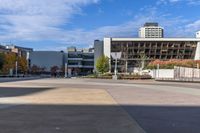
[66, 47, 94, 76]
[29, 47, 94, 76]
[94, 40, 104, 71]
[0, 45, 10, 53]
[29, 51, 65, 72]
[5, 45, 33, 58]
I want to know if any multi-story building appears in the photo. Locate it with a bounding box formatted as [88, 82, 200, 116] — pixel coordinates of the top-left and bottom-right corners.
[29, 47, 94, 76]
[0, 45, 10, 53]
[5, 45, 33, 58]
[66, 47, 94, 76]
[94, 37, 200, 73]
[139, 22, 164, 38]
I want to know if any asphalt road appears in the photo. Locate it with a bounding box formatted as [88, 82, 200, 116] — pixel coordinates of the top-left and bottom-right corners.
[1, 78, 200, 133]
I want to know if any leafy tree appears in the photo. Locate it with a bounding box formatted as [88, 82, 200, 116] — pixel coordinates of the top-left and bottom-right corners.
[2, 53, 17, 74]
[31, 65, 41, 74]
[139, 53, 148, 69]
[96, 55, 109, 74]
[51, 66, 59, 77]
[0, 53, 5, 71]
[18, 57, 28, 74]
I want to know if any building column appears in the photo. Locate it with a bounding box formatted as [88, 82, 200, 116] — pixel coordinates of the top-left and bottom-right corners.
[195, 42, 200, 60]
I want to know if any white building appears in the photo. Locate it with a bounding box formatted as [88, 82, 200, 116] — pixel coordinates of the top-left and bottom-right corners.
[195, 31, 200, 60]
[94, 37, 200, 73]
[139, 22, 164, 38]
[196, 31, 200, 38]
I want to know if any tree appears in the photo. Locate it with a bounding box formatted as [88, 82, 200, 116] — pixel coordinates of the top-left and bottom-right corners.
[139, 53, 148, 69]
[0, 53, 5, 71]
[18, 57, 28, 74]
[30, 65, 41, 74]
[2, 53, 17, 74]
[51, 66, 59, 77]
[96, 55, 109, 74]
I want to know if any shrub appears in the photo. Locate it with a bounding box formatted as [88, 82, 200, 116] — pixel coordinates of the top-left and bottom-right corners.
[146, 59, 200, 69]
[96, 55, 109, 74]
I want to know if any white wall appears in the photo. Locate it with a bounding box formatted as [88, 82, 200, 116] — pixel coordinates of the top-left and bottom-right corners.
[139, 27, 145, 38]
[195, 32, 200, 60]
[149, 69, 174, 79]
[195, 42, 200, 60]
[103, 38, 111, 59]
[196, 31, 200, 38]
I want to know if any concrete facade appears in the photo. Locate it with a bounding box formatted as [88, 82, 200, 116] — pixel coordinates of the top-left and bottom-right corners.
[139, 22, 164, 38]
[5, 45, 33, 58]
[97, 37, 200, 73]
[195, 31, 200, 60]
[0, 45, 10, 53]
[66, 47, 94, 76]
[196, 31, 200, 38]
[195, 42, 200, 60]
[94, 40, 104, 71]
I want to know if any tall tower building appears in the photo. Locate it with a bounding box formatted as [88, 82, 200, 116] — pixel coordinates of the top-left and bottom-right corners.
[139, 22, 164, 38]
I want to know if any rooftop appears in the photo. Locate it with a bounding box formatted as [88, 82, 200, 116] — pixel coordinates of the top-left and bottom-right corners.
[144, 22, 159, 27]
[107, 37, 200, 42]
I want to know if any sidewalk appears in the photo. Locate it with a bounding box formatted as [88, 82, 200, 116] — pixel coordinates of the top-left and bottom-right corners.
[0, 81, 145, 133]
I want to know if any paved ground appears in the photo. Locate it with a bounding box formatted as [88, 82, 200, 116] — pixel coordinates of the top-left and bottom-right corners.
[1, 78, 200, 133]
[0, 77, 43, 83]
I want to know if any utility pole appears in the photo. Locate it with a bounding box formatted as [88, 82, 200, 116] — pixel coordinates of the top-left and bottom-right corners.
[114, 57, 118, 76]
[157, 64, 159, 79]
[15, 61, 18, 77]
[65, 63, 68, 78]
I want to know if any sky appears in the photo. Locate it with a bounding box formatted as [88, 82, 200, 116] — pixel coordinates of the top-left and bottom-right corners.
[0, 0, 200, 51]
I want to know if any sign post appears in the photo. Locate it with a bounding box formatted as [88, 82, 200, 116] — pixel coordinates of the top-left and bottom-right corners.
[111, 52, 122, 80]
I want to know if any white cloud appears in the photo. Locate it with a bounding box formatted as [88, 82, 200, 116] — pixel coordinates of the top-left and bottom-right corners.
[185, 20, 200, 32]
[0, 0, 99, 41]
[0, 0, 199, 50]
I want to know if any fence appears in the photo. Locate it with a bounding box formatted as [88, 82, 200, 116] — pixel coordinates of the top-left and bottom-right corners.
[174, 66, 200, 79]
[150, 65, 200, 82]
[150, 69, 174, 79]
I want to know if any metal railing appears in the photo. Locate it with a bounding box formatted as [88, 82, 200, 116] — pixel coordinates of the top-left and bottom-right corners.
[174, 66, 200, 81]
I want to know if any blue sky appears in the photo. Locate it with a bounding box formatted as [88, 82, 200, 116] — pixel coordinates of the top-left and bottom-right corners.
[0, 0, 200, 50]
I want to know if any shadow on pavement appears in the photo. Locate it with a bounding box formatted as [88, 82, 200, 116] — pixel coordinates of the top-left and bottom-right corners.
[122, 105, 200, 133]
[0, 77, 46, 83]
[0, 87, 54, 98]
[0, 104, 144, 133]
[0, 104, 200, 133]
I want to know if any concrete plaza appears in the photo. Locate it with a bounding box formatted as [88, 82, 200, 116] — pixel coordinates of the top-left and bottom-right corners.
[1, 78, 200, 133]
